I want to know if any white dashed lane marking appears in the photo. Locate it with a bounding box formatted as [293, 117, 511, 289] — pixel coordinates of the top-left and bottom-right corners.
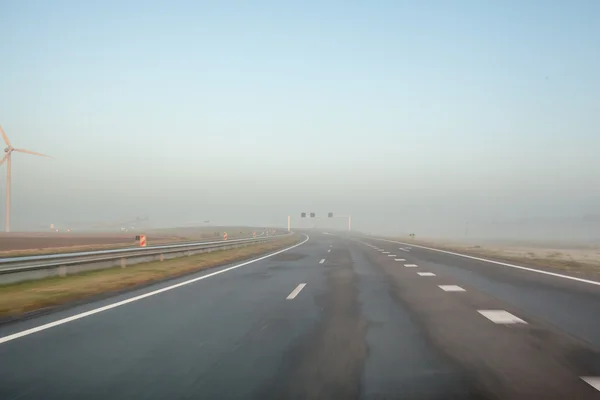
[404, 264, 418, 268]
[327, 250, 331, 253]
[375, 237, 600, 287]
[387, 255, 396, 257]
[581, 377, 600, 392]
[439, 285, 465, 292]
[382, 252, 390, 254]
[418, 272, 436, 276]
[477, 310, 527, 324]
[394, 258, 406, 261]
[319, 259, 325, 264]
[286, 283, 307, 300]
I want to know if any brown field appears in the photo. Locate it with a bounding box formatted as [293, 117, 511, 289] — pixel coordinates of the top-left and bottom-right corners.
[0, 226, 263, 257]
[0, 233, 172, 250]
[0, 235, 299, 318]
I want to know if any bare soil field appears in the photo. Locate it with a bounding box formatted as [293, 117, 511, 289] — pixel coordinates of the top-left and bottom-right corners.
[0, 233, 167, 252]
[146, 226, 260, 241]
[0, 226, 263, 257]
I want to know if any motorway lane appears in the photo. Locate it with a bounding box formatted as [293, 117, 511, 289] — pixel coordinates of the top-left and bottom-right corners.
[342, 243, 474, 399]
[0, 236, 323, 399]
[0, 233, 599, 399]
[360, 237, 600, 398]
[370, 238, 600, 347]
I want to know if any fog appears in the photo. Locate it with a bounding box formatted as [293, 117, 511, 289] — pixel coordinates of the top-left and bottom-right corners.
[1, 2, 599, 241]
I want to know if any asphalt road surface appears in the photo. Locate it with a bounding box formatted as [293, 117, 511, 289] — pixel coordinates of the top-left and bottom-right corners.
[1, 232, 600, 399]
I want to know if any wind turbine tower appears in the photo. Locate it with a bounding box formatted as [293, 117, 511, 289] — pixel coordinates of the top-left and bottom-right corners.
[0, 125, 52, 232]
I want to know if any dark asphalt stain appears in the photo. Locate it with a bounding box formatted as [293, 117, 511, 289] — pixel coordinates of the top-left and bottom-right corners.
[362, 250, 492, 400]
[355, 247, 484, 400]
[260, 249, 367, 399]
[566, 347, 600, 376]
[269, 252, 307, 262]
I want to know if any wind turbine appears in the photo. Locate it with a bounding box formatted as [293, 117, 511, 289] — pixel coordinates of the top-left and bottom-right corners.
[0, 125, 52, 232]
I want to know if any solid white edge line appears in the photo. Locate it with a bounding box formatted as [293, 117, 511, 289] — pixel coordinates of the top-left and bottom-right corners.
[319, 259, 325, 264]
[0, 234, 311, 345]
[581, 377, 600, 392]
[374, 238, 600, 287]
[286, 283, 307, 300]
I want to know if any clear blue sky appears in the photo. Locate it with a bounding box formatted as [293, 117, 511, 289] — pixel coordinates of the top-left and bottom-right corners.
[0, 1, 599, 235]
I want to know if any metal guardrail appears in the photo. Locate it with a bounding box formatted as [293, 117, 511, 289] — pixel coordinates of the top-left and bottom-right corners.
[0, 233, 291, 284]
[0, 231, 267, 264]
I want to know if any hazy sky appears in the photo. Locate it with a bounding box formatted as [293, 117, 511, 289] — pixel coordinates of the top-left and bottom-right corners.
[0, 1, 599, 235]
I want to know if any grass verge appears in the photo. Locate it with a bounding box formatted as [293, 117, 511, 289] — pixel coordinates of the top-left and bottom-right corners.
[0, 235, 300, 318]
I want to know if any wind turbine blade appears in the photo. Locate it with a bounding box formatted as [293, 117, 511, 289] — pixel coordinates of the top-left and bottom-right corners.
[13, 148, 53, 158]
[0, 153, 8, 166]
[0, 125, 11, 147]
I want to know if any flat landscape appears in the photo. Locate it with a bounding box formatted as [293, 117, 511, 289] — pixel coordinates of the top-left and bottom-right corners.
[3, 232, 600, 399]
[0, 227, 263, 256]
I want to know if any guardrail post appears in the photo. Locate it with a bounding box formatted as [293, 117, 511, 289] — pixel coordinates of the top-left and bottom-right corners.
[58, 266, 67, 277]
[159, 254, 165, 262]
[121, 258, 127, 268]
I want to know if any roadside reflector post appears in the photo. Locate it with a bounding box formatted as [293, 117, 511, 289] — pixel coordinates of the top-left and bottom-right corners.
[223, 232, 228, 240]
[288, 216, 291, 232]
[139, 235, 147, 247]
